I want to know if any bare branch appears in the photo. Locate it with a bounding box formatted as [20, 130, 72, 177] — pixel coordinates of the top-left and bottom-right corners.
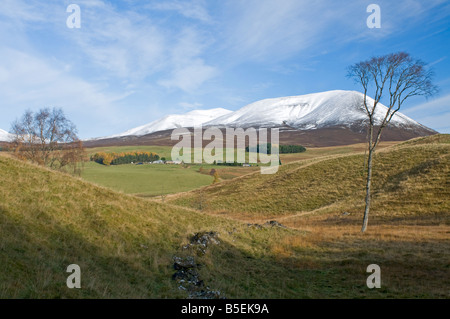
[347, 51, 438, 232]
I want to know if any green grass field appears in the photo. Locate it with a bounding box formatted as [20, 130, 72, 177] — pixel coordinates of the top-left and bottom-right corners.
[81, 161, 213, 197]
[82, 145, 264, 195]
[81, 142, 398, 197]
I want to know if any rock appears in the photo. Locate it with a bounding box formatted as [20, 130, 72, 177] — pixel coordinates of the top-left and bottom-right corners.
[190, 231, 220, 246]
[173, 256, 196, 270]
[264, 220, 286, 228]
[183, 231, 220, 256]
[172, 231, 224, 299]
[247, 221, 286, 229]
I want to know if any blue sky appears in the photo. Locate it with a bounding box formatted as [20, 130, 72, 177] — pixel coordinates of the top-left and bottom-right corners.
[0, 0, 449, 138]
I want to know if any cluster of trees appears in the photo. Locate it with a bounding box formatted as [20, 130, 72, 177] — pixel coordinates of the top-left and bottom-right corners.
[10, 108, 87, 175]
[91, 151, 160, 166]
[246, 143, 306, 154]
[216, 161, 243, 166]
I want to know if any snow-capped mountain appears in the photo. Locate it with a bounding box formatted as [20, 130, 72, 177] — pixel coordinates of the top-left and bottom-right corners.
[109, 108, 232, 138]
[0, 129, 14, 142]
[205, 90, 427, 130]
[88, 90, 434, 146]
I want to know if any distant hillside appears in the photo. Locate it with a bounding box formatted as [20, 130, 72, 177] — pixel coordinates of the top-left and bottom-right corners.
[83, 125, 436, 149]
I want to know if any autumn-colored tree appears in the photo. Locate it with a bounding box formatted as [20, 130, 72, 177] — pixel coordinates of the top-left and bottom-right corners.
[212, 171, 220, 184]
[102, 153, 114, 166]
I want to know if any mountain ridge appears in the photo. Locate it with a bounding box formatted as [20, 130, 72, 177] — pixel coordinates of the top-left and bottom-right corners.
[103, 108, 233, 140]
[83, 90, 436, 148]
[204, 90, 428, 131]
[98, 90, 434, 141]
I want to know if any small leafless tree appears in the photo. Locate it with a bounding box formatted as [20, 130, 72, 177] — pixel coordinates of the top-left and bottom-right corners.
[11, 107, 87, 173]
[347, 52, 438, 232]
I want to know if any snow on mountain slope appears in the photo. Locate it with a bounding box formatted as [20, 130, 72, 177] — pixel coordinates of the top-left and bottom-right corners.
[110, 108, 233, 138]
[0, 129, 14, 142]
[95, 90, 431, 141]
[205, 90, 425, 130]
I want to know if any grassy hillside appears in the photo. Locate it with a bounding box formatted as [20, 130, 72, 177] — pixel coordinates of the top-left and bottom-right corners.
[1, 135, 448, 298]
[1, 153, 308, 298]
[169, 136, 449, 223]
[401, 133, 450, 146]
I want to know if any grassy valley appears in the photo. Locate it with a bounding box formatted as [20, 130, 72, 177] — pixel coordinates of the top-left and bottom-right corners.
[81, 161, 214, 197]
[0, 135, 448, 298]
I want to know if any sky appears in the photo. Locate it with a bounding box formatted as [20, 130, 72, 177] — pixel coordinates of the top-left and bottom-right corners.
[0, 0, 449, 139]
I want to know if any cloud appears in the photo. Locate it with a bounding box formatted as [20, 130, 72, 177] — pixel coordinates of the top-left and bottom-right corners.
[0, 0, 51, 24]
[221, 0, 322, 61]
[403, 93, 450, 133]
[70, 2, 217, 91]
[159, 60, 217, 92]
[64, 1, 167, 80]
[0, 48, 131, 135]
[0, 0, 448, 138]
[415, 112, 450, 133]
[146, 0, 212, 23]
[406, 94, 450, 114]
[158, 28, 218, 92]
[220, 0, 449, 62]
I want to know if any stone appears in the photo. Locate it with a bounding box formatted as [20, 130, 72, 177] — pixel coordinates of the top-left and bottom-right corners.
[264, 220, 286, 228]
[173, 256, 196, 270]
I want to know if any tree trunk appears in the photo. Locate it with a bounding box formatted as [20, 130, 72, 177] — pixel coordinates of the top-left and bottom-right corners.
[362, 146, 374, 233]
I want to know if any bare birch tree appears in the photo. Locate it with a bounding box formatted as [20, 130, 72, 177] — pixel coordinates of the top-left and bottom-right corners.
[11, 107, 86, 173]
[347, 52, 438, 232]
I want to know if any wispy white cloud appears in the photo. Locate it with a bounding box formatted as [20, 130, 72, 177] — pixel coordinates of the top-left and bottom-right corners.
[0, 0, 448, 138]
[415, 112, 450, 133]
[63, 1, 167, 80]
[403, 93, 450, 133]
[158, 28, 218, 92]
[220, 0, 449, 62]
[429, 56, 447, 67]
[0, 47, 131, 134]
[221, 0, 323, 61]
[406, 94, 450, 114]
[159, 59, 217, 92]
[146, 0, 212, 23]
[0, 0, 51, 24]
